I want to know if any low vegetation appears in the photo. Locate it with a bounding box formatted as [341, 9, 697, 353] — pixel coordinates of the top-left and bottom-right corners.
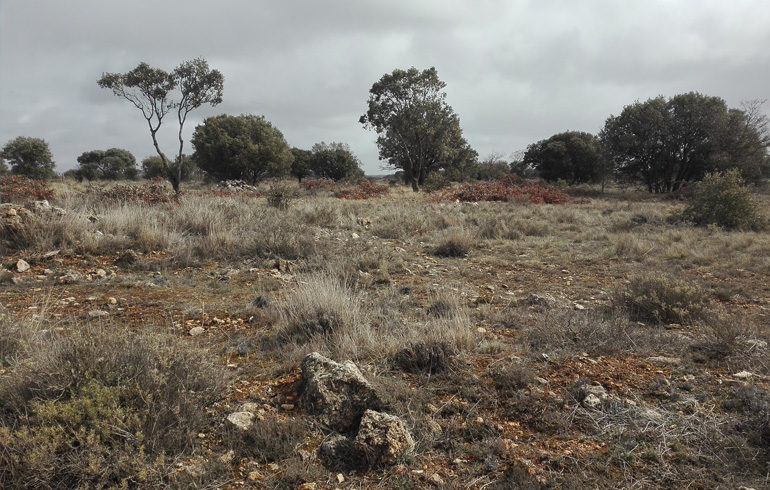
[680, 169, 765, 230]
[1, 177, 769, 488]
[0, 320, 229, 489]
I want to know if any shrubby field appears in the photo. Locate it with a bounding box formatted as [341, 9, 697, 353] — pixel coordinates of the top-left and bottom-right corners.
[1, 175, 769, 489]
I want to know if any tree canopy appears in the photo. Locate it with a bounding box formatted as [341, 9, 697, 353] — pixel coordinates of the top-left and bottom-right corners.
[0, 136, 56, 180]
[290, 147, 314, 183]
[360, 66, 476, 191]
[141, 155, 196, 181]
[97, 58, 223, 192]
[475, 153, 510, 181]
[191, 114, 293, 183]
[309, 142, 363, 181]
[524, 131, 606, 185]
[600, 93, 769, 192]
[76, 148, 138, 180]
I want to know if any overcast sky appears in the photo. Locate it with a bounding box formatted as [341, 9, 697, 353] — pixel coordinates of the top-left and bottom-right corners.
[2, 1, 769, 175]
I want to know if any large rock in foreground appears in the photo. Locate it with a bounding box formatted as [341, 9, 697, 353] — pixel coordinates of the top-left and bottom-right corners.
[353, 409, 415, 466]
[300, 352, 382, 433]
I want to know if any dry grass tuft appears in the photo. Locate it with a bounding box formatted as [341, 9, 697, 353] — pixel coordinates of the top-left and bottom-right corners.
[275, 273, 375, 358]
[433, 227, 474, 257]
[613, 273, 710, 325]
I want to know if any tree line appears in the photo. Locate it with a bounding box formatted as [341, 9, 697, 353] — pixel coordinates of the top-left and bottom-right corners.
[2, 59, 768, 192]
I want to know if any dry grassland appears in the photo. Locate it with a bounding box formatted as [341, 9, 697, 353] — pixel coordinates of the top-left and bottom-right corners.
[1, 178, 769, 489]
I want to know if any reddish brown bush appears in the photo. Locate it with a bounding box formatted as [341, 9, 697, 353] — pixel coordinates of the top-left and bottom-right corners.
[0, 175, 55, 203]
[333, 180, 389, 200]
[303, 178, 336, 191]
[89, 182, 175, 205]
[428, 176, 568, 204]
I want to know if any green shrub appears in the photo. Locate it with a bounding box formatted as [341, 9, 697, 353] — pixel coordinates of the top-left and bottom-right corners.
[266, 182, 297, 210]
[0, 324, 229, 488]
[614, 274, 709, 325]
[421, 172, 451, 192]
[680, 169, 764, 230]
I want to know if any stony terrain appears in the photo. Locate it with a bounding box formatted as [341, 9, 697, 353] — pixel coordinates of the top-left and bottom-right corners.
[1, 179, 769, 489]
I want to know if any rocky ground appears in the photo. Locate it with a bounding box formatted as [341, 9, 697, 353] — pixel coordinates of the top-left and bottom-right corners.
[1, 183, 770, 489]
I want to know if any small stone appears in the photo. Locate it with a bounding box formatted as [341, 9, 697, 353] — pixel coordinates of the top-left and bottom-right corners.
[248, 471, 264, 481]
[281, 404, 295, 410]
[351, 233, 359, 239]
[16, 259, 30, 273]
[267, 463, 280, 471]
[336, 473, 345, 483]
[57, 270, 82, 284]
[477, 327, 487, 333]
[582, 394, 602, 409]
[240, 402, 261, 412]
[88, 309, 109, 318]
[297, 483, 316, 490]
[430, 473, 445, 486]
[528, 293, 556, 308]
[86, 296, 98, 302]
[733, 371, 754, 379]
[107, 297, 117, 305]
[584, 385, 607, 398]
[225, 411, 255, 431]
[94, 269, 107, 278]
[218, 450, 235, 463]
[189, 326, 206, 337]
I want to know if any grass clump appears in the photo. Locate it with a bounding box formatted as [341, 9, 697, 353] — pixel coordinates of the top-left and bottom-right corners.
[0, 323, 229, 489]
[227, 416, 308, 463]
[266, 181, 298, 210]
[614, 273, 709, 325]
[392, 340, 457, 375]
[0, 311, 31, 366]
[679, 169, 764, 230]
[433, 227, 473, 257]
[276, 273, 374, 357]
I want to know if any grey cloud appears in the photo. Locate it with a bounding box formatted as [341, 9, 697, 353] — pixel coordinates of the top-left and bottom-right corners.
[2, 0, 768, 174]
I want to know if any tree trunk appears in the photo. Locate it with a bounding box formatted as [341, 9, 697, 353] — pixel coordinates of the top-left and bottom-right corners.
[168, 171, 181, 193]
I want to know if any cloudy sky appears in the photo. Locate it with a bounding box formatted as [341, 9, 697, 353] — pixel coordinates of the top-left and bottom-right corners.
[2, 1, 769, 175]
